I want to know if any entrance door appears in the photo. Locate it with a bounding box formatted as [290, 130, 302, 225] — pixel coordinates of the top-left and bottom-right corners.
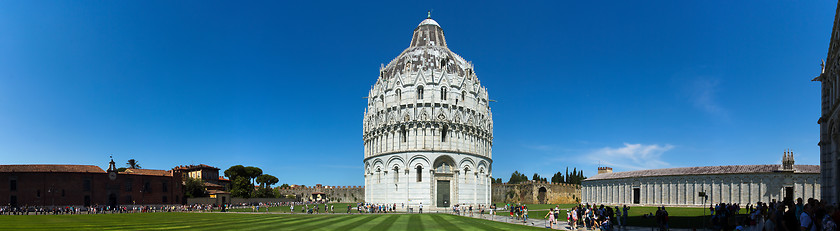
[9, 196, 17, 207]
[633, 188, 640, 204]
[538, 187, 547, 204]
[437, 180, 450, 207]
[84, 195, 91, 207]
[109, 194, 117, 208]
[785, 187, 794, 202]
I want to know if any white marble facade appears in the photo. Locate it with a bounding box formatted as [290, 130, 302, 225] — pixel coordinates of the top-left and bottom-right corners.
[582, 153, 820, 206]
[815, 1, 840, 206]
[363, 17, 493, 210]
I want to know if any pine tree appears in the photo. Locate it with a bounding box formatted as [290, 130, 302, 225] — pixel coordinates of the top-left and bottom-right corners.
[564, 167, 569, 183]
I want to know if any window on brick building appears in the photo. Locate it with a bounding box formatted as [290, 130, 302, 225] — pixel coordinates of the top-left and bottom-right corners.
[125, 179, 133, 192]
[144, 181, 151, 193]
[9, 179, 16, 191]
[36, 189, 40, 198]
[61, 189, 65, 197]
[83, 179, 91, 192]
[162, 181, 168, 192]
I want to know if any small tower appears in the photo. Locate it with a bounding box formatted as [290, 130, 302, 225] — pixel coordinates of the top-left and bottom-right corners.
[107, 155, 117, 172]
[597, 166, 613, 174]
[781, 150, 795, 171]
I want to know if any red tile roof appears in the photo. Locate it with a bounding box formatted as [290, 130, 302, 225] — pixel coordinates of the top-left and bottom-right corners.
[123, 168, 173, 176]
[172, 164, 220, 171]
[207, 190, 230, 195]
[204, 182, 223, 187]
[0, 165, 105, 173]
[585, 164, 820, 181]
[219, 177, 230, 181]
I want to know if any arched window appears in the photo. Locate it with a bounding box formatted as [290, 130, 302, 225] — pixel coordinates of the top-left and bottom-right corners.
[418, 86, 424, 100]
[464, 167, 470, 183]
[462, 91, 466, 101]
[441, 87, 447, 100]
[416, 166, 423, 182]
[393, 166, 399, 183]
[441, 125, 448, 142]
[396, 89, 402, 101]
[376, 168, 381, 183]
[401, 126, 407, 142]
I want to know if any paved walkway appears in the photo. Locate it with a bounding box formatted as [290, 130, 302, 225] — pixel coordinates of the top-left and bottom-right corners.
[455, 213, 707, 231]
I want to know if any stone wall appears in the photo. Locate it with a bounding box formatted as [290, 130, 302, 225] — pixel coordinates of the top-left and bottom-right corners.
[275, 185, 365, 203]
[492, 181, 581, 204]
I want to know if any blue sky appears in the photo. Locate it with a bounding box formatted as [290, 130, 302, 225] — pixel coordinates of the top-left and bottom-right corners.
[0, 1, 834, 186]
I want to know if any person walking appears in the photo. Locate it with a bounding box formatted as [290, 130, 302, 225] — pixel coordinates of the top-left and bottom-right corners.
[545, 208, 555, 229]
[523, 206, 528, 224]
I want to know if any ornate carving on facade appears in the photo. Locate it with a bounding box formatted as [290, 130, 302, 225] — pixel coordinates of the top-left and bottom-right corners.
[363, 17, 493, 209]
[814, 1, 840, 205]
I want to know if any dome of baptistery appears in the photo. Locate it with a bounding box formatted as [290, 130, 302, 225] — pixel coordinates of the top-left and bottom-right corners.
[363, 16, 493, 210]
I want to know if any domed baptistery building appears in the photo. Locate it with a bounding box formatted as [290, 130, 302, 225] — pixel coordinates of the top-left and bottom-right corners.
[363, 16, 494, 210]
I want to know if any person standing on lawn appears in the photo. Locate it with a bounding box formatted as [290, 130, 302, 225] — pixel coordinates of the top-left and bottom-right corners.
[622, 205, 629, 227]
[615, 206, 622, 226]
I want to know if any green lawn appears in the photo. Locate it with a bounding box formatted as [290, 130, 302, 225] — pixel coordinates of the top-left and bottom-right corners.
[0, 212, 549, 230]
[621, 206, 718, 228]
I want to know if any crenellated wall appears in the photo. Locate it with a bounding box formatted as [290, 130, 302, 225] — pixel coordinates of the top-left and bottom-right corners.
[491, 181, 581, 204]
[275, 185, 365, 203]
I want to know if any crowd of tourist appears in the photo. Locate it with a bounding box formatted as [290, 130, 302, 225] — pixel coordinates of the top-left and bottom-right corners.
[729, 198, 837, 231]
[450, 203, 485, 216]
[350, 202, 407, 214]
[0, 204, 218, 215]
[562, 203, 629, 230]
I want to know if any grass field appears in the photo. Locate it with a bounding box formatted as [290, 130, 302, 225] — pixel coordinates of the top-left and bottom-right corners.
[0, 212, 549, 230]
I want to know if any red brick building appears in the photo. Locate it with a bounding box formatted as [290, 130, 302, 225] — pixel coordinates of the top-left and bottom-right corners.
[0, 159, 183, 207]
